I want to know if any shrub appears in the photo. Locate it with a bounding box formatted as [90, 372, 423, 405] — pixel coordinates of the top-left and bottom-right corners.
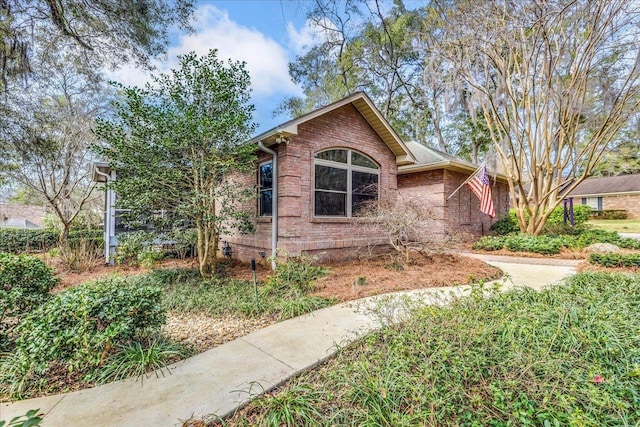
[489, 215, 518, 235]
[590, 209, 628, 219]
[503, 234, 563, 254]
[546, 204, 591, 226]
[0, 254, 59, 327]
[472, 236, 506, 251]
[265, 253, 329, 295]
[14, 277, 165, 371]
[57, 234, 104, 272]
[0, 229, 57, 254]
[589, 253, 640, 268]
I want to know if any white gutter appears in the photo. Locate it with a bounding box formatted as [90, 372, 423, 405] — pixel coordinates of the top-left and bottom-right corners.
[258, 141, 278, 270]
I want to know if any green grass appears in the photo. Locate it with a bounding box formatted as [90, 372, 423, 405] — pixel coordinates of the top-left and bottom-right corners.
[228, 272, 640, 426]
[589, 218, 640, 233]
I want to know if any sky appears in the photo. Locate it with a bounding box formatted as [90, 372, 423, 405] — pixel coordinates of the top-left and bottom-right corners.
[108, 0, 316, 134]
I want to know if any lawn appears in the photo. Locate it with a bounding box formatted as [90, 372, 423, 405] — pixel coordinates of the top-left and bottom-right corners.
[222, 272, 640, 426]
[589, 218, 640, 233]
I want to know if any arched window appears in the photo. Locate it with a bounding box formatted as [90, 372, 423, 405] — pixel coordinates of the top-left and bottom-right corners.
[314, 149, 379, 217]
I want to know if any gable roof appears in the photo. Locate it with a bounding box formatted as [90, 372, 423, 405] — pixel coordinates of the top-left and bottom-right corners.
[248, 92, 417, 166]
[567, 174, 640, 197]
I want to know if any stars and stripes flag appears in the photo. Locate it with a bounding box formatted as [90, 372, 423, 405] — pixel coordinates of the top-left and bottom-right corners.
[466, 166, 495, 218]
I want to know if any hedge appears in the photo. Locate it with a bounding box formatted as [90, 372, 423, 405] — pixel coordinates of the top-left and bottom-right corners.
[0, 228, 103, 254]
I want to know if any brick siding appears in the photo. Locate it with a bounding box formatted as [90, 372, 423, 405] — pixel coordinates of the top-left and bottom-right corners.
[224, 103, 398, 262]
[602, 193, 640, 218]
[223, 104, 511, 263]
[398, 169, 509, 237]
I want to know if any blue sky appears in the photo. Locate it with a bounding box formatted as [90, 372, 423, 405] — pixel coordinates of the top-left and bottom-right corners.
[109, 0, 315, 133]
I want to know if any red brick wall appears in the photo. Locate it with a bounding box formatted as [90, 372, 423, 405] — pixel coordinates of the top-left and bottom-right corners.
[224, 103, 399, 262]
[443, 170, 509, 235]
[397, 169, 509, 237]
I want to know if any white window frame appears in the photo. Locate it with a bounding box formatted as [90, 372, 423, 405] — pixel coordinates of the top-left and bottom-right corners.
[313, 149, 380, 218]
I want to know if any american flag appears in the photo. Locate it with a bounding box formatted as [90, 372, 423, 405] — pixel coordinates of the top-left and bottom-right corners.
[466, 166, 495, 218]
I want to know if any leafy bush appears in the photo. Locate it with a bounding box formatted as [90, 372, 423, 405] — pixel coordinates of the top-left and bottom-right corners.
[590, 209, 628, 219]
[472, 236, 505, 251]
[114, 231, 151, 265]
[489, 215, 518, 235]
[265, 253, 329, 295]
[0, 229, 57, 254]
[589, 253, 640, 268]
[0, 253, 59, 327]
[14, 277, 165, 371]
[546, 204, 591, 226]
[503, 234, 564, 254]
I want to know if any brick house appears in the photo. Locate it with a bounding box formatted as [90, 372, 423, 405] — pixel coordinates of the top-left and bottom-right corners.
[566, 174, 640, 218]
[224, 92, 509, 263]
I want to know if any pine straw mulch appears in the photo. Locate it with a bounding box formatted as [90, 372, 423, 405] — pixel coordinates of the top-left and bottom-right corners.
[310, 252, 502, 303]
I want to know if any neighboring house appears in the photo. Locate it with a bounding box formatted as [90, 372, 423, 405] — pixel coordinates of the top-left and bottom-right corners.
[566, 174, 640, 218]
[94, 92, 509, 264]
[0, 203, 47, 229]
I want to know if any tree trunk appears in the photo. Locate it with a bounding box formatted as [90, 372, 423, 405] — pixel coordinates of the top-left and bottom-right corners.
[59, 222, 70, 243]
[196, 219, 218, 278]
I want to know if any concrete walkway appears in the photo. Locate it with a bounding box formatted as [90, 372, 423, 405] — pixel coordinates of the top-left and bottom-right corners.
[1, 255, 577, 426]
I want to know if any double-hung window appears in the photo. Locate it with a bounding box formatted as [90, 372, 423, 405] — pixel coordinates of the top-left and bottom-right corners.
[314, 149, 379, 217]
[258, 161, 273, 216]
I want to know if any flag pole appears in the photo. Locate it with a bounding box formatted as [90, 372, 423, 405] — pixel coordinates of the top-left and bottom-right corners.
[446, 162, 485, 201]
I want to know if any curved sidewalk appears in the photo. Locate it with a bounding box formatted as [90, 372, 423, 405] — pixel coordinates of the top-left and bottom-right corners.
[0, 256, 577, 426]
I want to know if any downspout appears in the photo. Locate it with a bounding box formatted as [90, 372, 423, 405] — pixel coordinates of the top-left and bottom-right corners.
[258, 140, 278, 270]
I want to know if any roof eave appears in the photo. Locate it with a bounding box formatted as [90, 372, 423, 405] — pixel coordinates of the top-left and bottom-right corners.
[248, 92, 417, 166]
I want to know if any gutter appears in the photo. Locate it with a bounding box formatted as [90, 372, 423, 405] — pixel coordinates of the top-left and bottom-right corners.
[258, 141, 278, 270]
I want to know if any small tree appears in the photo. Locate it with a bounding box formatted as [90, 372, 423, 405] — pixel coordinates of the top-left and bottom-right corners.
[360, 193, 453, 264]
[95, 50, 256, 277]
[0, 56, 104, 242]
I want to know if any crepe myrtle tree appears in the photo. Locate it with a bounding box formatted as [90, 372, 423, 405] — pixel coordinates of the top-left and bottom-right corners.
[95, 50, 257, 277]
[437, 0, 640, 234]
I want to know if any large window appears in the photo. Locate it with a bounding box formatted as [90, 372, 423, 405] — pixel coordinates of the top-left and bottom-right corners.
[314, 149, 379, 217]
[259, 161, 273, 216]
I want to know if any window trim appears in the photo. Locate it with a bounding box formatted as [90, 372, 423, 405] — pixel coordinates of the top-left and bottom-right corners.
[258, 160, 273, 217]
[313, 148, 380, 218]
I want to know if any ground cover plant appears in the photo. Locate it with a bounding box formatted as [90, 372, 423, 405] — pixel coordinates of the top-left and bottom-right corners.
[589, 253, 640, 268]
[474, 226, 640, 254]
[222, 272, 640, 426]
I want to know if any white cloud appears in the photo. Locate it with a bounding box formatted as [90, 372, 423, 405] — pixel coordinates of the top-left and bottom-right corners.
[286, 18, 339, 55]
[107, 5, 301, 98]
